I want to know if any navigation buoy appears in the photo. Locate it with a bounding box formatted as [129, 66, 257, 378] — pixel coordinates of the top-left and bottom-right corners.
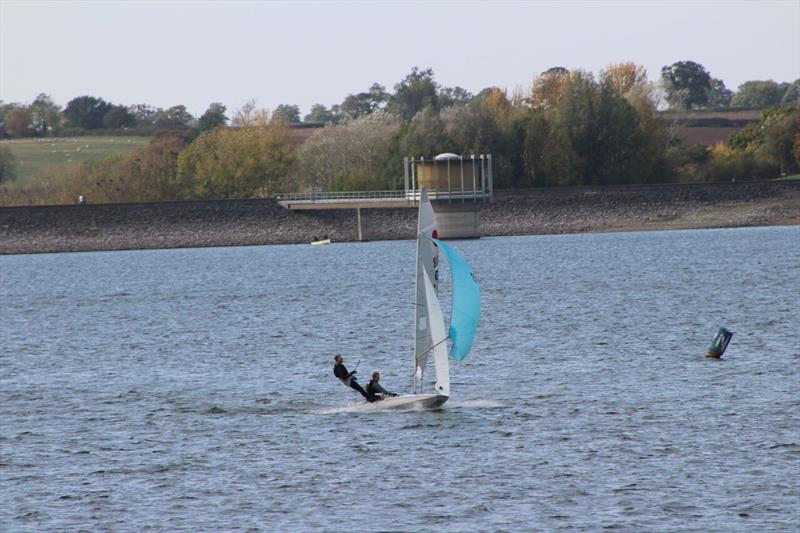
[706, 327, 733, 358]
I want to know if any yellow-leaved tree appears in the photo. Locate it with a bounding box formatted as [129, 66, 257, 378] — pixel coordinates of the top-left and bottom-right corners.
[530, 67, 571, 110]
[176, 118, 295, 199]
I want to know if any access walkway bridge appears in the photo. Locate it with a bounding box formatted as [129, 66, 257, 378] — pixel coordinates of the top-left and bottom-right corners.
[276, 188, 491, 210]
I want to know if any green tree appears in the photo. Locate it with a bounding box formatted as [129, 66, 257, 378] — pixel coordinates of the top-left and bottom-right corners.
[731, 80, 788, 108]
[441, 93, 515, 187]
[30, 93, 62, 136]
[781, 80, 800, 105]
[762, 107, 800, 175]
[154, 105, 195, 129]
[198, 103, 228, 131]
[712, 106, 800, 180]
[128, 104, 159, 127]
[339, 83, 389, 121]
[707, 78, 733, 108]
[273, 104, 301, 124]
[660, 61, 711, 110]
[509, 110, 565, 187]
[0, 101, 21, 122]
[387, 67, 439, 121]
[592, 82, 649, 184]
[550, 70, 597, 181]
[522, 112, 583, 186]
[442, 89, 510, 155]
[438, 86, 473, 108]
[551, 71, 659, 185]
[102, 105, 136, 129]
[303, 103, 337, 124]
[402, 106, 449, 157]
[64, 95, 113, 129]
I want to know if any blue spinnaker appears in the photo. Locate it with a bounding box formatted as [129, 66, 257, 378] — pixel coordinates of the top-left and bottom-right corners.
[431, 238, 480, 361]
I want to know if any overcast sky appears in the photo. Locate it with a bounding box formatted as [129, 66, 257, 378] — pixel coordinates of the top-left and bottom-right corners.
[2, 0, 798, 117]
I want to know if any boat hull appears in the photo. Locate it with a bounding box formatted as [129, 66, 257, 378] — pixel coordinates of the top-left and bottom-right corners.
[349, 394, 449, 411]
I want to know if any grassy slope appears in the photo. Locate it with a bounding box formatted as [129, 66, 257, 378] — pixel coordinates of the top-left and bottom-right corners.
[2, 136, 151, 182]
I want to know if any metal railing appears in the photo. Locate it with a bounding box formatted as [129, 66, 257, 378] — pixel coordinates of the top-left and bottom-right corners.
[276, 190, 409, 202]
[276, 187, 492, 203]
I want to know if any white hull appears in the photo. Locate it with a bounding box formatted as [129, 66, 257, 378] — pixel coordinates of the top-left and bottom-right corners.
[349, 394, 449, 411]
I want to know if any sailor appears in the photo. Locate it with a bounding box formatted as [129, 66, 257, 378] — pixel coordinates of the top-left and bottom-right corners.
[333, 354, 377, 402]
[366, 372, 398, 400]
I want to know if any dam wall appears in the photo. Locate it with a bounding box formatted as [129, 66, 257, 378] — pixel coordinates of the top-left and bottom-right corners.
[1, 180, 798, 255]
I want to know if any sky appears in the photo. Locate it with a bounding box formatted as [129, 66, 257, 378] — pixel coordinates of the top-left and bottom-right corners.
[1, 0, 799, 117]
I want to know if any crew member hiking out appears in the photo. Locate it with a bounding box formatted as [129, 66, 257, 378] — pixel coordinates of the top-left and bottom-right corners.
[333, 354, 377, 402]
[366, 372, 398, 400]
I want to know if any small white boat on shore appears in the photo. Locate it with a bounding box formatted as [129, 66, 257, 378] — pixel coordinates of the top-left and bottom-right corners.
[311, 238, 331, 246]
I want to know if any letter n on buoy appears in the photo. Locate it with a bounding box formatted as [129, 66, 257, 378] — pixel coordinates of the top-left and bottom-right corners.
[706, 327, 734, 358]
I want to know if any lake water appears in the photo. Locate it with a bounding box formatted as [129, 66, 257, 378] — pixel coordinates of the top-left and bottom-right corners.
[1, 226, 798, 531]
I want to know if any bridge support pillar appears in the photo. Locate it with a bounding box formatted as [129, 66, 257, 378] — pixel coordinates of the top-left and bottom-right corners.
[432, 201, 480, 239]
[356, 207, 363, 241]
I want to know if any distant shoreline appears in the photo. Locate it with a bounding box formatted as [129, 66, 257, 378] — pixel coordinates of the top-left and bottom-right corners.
[1, 180, 798, 255]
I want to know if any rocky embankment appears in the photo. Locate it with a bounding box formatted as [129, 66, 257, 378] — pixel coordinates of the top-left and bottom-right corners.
[1, 180, 798, 255]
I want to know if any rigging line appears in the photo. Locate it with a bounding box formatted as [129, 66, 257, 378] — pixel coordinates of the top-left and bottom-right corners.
[415, 336, 450, 362]
[413, 337, 449, 393]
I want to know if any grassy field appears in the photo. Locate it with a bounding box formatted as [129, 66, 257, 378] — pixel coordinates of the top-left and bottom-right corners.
[2, 136, 151, 182]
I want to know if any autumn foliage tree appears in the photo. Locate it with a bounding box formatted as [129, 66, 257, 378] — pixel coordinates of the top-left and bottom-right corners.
[176, 120, 295, 198]
[63, 132, 194, 203]
[530, 67, 571, 110]
[3, 107, 34, 137]
[708, 105, 800, 180]
[295, 112, 401, 191]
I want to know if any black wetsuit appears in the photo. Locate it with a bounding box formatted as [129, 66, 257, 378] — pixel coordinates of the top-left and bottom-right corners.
[333, 363, 375, 401]
[366, 379, 396, 398]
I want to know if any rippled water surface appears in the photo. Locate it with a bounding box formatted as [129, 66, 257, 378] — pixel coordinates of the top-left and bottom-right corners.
[2, 226, 799, 531]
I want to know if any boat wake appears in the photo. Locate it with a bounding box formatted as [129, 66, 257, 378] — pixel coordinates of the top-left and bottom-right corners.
[316, 403, 443, 415]
[446, 399, 506, 409]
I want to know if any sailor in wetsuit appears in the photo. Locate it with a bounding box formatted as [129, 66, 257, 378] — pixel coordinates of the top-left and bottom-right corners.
[333, 354, 377, 402]
[366, 371, 398, 400]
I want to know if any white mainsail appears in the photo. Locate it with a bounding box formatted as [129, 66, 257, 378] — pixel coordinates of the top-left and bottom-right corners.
[422, 267, 450, 396]
[414, 187, 440, 388]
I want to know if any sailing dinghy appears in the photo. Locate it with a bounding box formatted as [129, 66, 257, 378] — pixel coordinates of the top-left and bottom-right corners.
[348, 187, 480, 411]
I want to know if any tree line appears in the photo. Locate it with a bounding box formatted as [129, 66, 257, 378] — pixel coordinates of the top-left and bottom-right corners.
[2, 61, 798, 138]
[0, 61, 798, 204]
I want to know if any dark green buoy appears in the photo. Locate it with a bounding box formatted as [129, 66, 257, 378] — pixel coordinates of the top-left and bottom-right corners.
[706, 327, 733, 358]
